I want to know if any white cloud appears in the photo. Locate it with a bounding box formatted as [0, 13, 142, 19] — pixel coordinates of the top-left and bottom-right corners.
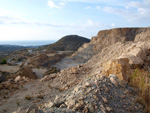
[96, 6, 101, 10]
[0, 16, 117, 40]
[59, 2, 65, 6]
[0, 15, 69, 28]
[85, 6, 91, 9]
[48, 1, 65, 8]
[101, 0, 150, 22]
[87, 19, 94, 26]
[111, 23, 115, 27]
[81, 19, 115, 30]
[48, 1, 59, 8]
[138, 8, 146, 15]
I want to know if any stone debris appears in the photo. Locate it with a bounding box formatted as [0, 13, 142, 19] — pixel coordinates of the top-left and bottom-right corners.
[39, 76, 143, 113]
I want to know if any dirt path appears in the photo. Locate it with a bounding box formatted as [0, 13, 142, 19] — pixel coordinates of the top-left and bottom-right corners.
[0, 65, 20, 73]
[53, 57, 82, 70]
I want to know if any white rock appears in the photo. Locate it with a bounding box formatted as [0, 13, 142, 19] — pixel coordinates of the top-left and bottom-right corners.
[15, 76, 23, 82]
[73, 86, 82, 93]
[102, 97, 108, 104]
[85, 82, 92, 87]
[109, 74, 118, 79]
[110, 76, 118, 86]
[46, 102, 54, 108]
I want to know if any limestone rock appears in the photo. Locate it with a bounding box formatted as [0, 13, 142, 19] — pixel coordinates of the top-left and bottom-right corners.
[102, 97, 108, 104]
[84, 82, 92, 87]
[72, 27, 150, 63]
[106, 106, 113, 112]
[109, 76, 118, 86]
[102, 58, 131, 81]
[45, 102, 54, 108]
[65, 98, 76, 108]
[15, 76, 23, 82]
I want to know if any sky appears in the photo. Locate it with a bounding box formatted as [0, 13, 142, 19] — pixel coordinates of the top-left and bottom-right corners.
[0, 0, 150, 41]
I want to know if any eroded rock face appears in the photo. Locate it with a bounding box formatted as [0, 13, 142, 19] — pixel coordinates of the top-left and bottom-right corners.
[72, 27, 150, 63]
[72, 44, 94, 63]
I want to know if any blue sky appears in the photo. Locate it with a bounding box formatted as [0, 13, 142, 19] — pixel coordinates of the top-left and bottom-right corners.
[0, 0, 149, 41]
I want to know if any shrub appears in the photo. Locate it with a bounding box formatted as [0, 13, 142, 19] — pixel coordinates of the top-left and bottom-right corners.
[129, 68, 150, 113]
[0, 59, 7, 64]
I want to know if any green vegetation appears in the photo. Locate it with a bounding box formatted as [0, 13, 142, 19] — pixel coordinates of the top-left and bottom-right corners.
[0, 59, 7, 64]
[17, 57, 26, 62]
[129, 68, 150, 113]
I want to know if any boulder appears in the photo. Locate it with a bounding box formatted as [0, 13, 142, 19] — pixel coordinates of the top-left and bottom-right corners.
[109, 75, 118, 86]
[102, 58, 131, 81]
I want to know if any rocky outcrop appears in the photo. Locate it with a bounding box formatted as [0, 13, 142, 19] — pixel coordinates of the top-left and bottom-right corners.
[72, 27, 150, 63]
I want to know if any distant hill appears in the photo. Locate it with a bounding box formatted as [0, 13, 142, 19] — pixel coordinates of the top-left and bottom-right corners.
[0, 45, 26, 53]
[0, 45, 40, 53]
[40, 35, 90, 51]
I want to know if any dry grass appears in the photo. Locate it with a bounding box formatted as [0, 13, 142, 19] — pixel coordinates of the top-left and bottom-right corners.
[129, 68, 150, 113]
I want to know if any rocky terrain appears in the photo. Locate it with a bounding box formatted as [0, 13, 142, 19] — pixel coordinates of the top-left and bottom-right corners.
[0, 35, 89, 83]
[0, 28, 150, 113]
[72, 27, 150, 62]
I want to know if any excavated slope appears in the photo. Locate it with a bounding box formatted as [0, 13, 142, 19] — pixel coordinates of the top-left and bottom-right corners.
[72, 27, 150, 62]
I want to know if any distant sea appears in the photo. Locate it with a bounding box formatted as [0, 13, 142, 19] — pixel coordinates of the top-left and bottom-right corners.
[0, 40, 56, 46]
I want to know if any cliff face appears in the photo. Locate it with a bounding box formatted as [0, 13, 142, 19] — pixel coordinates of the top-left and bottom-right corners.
[72, 27, 150, 63]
